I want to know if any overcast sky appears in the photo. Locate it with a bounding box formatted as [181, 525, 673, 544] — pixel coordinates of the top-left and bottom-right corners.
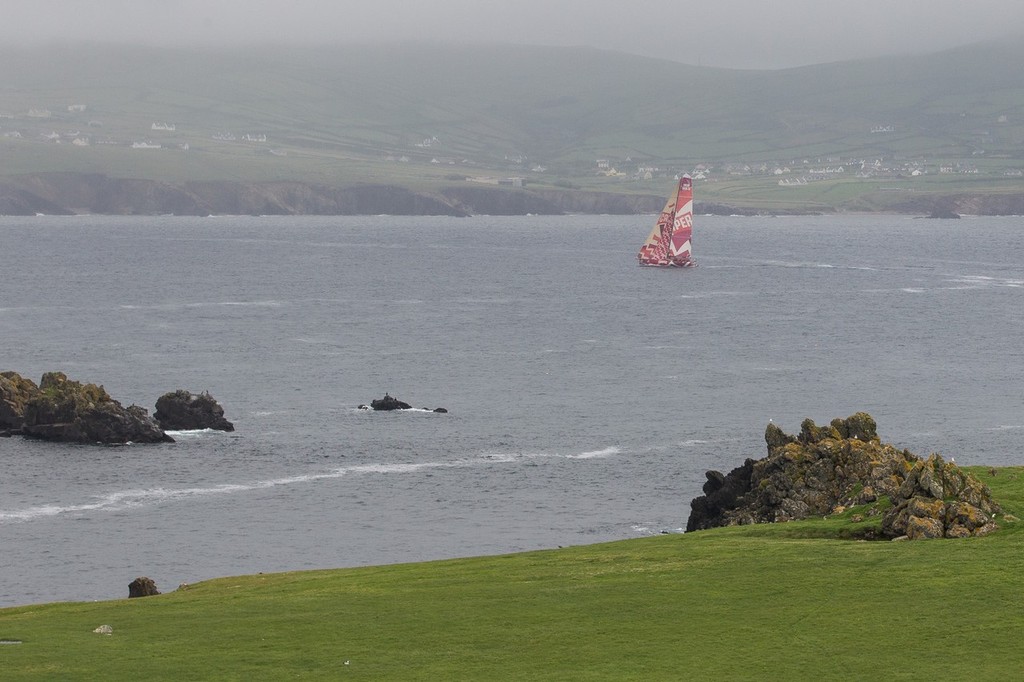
[4, 0, 1022, 68]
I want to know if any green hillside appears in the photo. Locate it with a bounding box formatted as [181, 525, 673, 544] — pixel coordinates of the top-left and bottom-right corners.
[1, 466, 1021, 680]
[2, 41, 1023, 209]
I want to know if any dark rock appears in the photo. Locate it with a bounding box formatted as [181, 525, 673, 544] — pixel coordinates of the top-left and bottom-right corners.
[927, 208, 961, 219]
[154, 390, 234, 431]
[369, 393, 412, 411]
[686, 459, 755, 532]
[21, 372, 173, 444]
[432, 407, 448, 413]
[128, 577, 160, 598]
[686, 413, 1000, 539]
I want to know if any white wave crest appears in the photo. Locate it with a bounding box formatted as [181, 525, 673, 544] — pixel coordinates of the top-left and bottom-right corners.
[0, 445, 624, 523]
[163, 428, 223, 438]
[566, 447, 620, 459]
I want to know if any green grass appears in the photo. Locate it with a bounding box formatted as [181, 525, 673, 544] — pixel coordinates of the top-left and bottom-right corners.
[1, 466, 1021, 680]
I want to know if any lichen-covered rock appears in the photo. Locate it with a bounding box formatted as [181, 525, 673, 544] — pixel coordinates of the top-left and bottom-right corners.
[905, 515, 945, 540]
[154, 390, 234, 431]
[831, 412, 878, 441]
[0, 370, 40, 430]
[764, 422, 795, 450]
[21, 372, 172, 444]
[686, 413, 1000, 540]
[880, 454, 1000, 539]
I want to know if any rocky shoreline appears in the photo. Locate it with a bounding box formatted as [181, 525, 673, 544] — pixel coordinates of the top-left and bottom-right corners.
[0, 172, 667, 217]
[4, 171, 1019, 217]
[1, 370, 233, 444]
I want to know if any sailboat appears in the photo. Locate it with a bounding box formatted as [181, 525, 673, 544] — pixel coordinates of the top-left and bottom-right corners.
[637, 174, 696, 267]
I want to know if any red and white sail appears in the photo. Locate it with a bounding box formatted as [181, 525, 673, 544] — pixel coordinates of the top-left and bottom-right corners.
[637, 175, 696, 267]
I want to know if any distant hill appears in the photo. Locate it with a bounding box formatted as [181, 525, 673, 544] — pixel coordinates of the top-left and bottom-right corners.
[2, 41, 1023, 214]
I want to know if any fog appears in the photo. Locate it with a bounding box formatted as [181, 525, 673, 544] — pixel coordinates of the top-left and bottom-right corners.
[3, 0, 1023, 68]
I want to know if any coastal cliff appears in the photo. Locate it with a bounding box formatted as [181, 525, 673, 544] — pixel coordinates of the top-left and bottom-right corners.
[0, 172, 665, 217]
[4, 172, 1020, 217]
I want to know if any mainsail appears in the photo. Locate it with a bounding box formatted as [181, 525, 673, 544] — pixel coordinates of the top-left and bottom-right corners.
[637, 174, 695, 267]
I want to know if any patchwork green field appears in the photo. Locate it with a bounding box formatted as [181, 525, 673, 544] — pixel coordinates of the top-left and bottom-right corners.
[2, 466, 1021, 680]
[3, 41, 1023, 213]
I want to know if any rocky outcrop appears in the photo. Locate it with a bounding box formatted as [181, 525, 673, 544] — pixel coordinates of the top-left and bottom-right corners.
[0, 371, 40, 432]
[687, 413, 1000, 539]
[154, 390, 234, 431]
[21, 372, 172, 444]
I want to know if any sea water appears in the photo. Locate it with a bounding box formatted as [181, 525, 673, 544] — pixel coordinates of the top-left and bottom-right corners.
[1, 213, 1022, 606]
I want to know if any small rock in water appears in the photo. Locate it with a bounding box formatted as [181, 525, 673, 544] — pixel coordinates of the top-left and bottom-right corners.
[369, 393, 411, 411]
[154, 389, 234, 431]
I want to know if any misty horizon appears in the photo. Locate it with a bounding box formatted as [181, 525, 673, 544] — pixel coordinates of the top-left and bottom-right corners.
[3, 0, 1024, 69]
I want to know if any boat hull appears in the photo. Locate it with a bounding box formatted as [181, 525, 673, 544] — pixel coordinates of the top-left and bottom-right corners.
[638, 259, 696, 268]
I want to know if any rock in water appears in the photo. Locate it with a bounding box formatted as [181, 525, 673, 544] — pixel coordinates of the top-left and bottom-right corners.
[128, 577, 160, 598]
[686, 412, 1000, 539]
[21, 372, 173, 444]
[154, 390, 234, 431]
[369, 393, 412, 411]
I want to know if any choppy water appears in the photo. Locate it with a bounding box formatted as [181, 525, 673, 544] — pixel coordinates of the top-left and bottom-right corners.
[1, 213, 1022, 607]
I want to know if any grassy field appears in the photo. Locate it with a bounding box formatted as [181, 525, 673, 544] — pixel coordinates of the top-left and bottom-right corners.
[1, 466, 1021, 680]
